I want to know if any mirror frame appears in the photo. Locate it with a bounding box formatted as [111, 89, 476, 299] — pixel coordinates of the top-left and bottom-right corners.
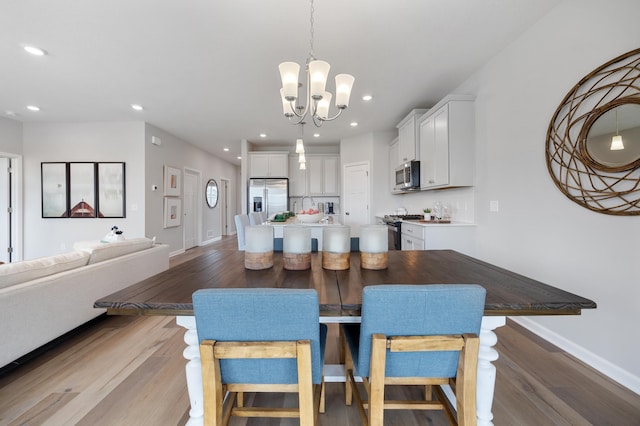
[205, 179, 218, 208]
[546, 47, 640, 215]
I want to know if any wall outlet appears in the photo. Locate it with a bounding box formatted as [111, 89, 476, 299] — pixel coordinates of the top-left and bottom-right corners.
[489, 200, 500, 212]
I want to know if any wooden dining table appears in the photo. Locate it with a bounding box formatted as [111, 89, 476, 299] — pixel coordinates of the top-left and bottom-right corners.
[95, 249, 596, 426]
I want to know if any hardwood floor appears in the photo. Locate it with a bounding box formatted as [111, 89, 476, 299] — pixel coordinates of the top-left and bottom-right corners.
[1, 237, 638, 425]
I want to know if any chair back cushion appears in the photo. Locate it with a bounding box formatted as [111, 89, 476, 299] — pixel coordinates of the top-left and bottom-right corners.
[355, 284, 485, 378]
[193, 288, 325, 384]
[234, 214, 250, 250]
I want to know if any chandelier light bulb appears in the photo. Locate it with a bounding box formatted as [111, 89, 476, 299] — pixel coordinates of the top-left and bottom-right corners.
[610, 135, 624, 150]
[316, 92, 332, 119]
[298, 152, 306, 163]
[296, 139, 305, 153]
[335, 74, 355, 108]
[279, 62, 300, 101]
[300, 162, 306, 170]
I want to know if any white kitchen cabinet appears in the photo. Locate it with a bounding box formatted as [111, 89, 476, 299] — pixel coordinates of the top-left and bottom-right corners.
[400, 222, 425, 250]
[401, 221, 476, 255]
[389, 138, 403, 193]
[396, 109, 428, 163]
[288, 155, 307, 196]
[307, 155, 340, 196]
[419, 95, 474, 190]
[248, 152, 288, 178]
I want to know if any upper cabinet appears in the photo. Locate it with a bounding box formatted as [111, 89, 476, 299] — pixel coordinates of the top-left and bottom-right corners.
[419, 95, 475, 190]
[248, 152, 289, 178]
[396, 109, 429, 164]
[308, 155, 340, 196]
[288, 155, 307, 197]
[389, 138, 403, 194]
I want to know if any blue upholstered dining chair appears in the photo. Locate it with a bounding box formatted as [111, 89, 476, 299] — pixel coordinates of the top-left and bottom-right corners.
[341, 284, 486, 426]
[193, 288, 328, 426]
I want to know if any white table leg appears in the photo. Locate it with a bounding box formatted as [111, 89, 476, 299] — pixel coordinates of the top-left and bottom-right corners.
[176, 316, 204, 426]
[477, 316, 506, 426]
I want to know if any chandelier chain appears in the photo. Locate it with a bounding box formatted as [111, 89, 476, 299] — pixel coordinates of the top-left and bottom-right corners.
[309, 0, 315, 60]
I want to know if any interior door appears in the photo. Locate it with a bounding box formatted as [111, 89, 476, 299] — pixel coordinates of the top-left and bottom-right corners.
[0, 158, 9, 263]
[184, 171, 199, 250]
[342, 162, 370, 236]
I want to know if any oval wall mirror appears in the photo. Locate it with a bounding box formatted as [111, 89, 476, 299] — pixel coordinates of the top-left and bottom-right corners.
[581, 101, 640, 172]
[546, 47, 640, 215]
[205, 179, 218, 208]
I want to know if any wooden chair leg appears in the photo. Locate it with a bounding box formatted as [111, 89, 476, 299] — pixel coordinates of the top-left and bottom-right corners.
[200, 340, 224, 426]
[297, 341, 315, 426]
[342, 331, 354, 406]
[320, 380, 326, 413]
[368, 334, 387, 426]
[457, 334, 479, 426]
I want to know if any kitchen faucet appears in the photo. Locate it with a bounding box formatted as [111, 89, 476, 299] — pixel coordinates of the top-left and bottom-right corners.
[301, 195, 316, 210]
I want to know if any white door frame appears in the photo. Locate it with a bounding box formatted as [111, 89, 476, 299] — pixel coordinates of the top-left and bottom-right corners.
[220, 177, 231, 236]
[183, 167, 202, 249]
[0, 154, 22, 262]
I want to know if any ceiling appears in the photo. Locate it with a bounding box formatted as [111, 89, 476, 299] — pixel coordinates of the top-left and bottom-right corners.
[0, 0, 560, 165]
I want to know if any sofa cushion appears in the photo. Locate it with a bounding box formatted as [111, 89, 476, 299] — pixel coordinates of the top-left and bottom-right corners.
[86, 238, 154, 264]
[0, 251, 91, 289]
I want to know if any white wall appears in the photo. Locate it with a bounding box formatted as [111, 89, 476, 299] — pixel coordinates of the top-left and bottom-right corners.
[22, 122, 146, 259]
[455, 0, 640, 392]
[0, 117, 23, 154]
[144, 123, 239, 254]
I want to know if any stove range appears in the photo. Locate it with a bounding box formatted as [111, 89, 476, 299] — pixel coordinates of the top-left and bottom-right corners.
[382, 214, 423, 224]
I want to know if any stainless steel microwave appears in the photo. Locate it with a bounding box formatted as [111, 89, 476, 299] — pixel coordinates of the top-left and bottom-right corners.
[394, 160, 420, 190]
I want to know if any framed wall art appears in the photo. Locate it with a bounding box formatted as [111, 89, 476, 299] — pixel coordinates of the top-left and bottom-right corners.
[41, 162, 68, 218]
[98, 162, 126, 218]
[164, 197, 182, 228]
[41, 161, 126, 218]
[69, 162, 96, 218]
[164, 165, 181, 196]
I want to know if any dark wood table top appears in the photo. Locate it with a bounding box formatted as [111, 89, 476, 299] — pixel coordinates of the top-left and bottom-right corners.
[95, 250, 596, 317]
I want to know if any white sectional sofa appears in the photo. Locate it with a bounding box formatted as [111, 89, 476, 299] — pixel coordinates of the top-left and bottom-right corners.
[0, 238, 170, 368]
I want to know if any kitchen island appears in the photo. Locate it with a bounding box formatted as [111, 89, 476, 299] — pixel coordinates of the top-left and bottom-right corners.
[268, 216, 341, 251]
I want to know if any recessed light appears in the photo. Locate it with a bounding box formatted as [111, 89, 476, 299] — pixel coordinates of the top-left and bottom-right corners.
[350, 122, 358, 127]
[237, 156, 242, 160]
[27, 105, 40, 111]
[131, 104, 144, 111]
[23, 45, 47, 56]
[223, 148, 229, 152]
[362, 95, 373, 101]
[313, 133, 320, 138]
[259, 133, 267, 138]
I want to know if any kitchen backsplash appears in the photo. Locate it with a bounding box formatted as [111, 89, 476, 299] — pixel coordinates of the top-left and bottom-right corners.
[377, 187, 475, 223]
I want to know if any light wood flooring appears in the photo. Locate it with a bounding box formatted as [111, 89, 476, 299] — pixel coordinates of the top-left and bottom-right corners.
[1, 237, 639, 425]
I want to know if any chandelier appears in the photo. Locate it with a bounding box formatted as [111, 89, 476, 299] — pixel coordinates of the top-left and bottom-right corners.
[278, 0, 355, 127]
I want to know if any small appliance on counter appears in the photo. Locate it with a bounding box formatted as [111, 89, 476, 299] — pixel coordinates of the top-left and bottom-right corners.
[327, 202, 334, 214]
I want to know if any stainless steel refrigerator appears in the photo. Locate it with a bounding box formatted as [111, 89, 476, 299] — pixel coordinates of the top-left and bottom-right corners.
[248, 178, 289, 218]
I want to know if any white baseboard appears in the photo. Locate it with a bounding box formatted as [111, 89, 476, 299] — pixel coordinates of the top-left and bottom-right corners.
[511, 317, 640, 395]
[169, 248, 185, 257]
[200, 236, 221, 246]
